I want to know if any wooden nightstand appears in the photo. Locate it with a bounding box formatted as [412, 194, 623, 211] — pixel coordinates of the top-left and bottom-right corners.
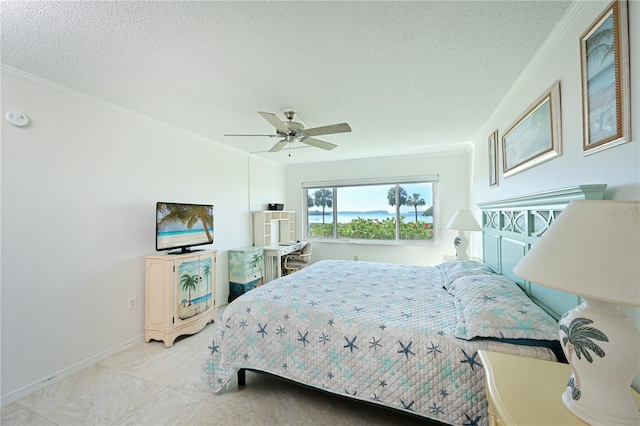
[478, 351, 640, 425]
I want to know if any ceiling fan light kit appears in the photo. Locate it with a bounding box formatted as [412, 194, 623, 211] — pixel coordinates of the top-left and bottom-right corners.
[225, 110, 351, 153]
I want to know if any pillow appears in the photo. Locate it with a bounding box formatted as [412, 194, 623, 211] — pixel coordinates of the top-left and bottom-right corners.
[452, 274, 559, 344]
[436, 260, 496, 293]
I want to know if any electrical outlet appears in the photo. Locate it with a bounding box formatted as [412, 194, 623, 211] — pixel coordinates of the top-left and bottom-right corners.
[353, 255, 358, 261]
[128, 297, 137, 310]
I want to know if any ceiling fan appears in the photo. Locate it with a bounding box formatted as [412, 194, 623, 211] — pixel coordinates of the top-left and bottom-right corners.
[225, 110, 351, 152]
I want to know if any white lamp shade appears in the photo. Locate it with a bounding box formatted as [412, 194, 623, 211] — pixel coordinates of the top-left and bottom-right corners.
[446, 210, 481, 231]
[513, 200, 640, 307]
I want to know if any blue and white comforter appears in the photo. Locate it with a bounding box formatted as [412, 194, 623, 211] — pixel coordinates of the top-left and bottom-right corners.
[201, 260, 557, 425]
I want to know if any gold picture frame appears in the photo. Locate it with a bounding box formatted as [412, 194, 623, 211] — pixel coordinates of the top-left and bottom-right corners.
[580, 0, 630, 155]
[502, 80, 562, 178]
[488, 130, 498, 187]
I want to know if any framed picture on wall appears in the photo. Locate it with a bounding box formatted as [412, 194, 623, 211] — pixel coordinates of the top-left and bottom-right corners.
[580, 0, 630, 155]
[502, 80, 562, 178]
[488, 130, 498, 187]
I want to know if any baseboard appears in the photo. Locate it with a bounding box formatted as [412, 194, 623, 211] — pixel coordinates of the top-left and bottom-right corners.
[0, 333, 145, 407]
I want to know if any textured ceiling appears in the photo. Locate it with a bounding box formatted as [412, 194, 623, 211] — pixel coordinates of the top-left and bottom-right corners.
[1, 1, 572, 165]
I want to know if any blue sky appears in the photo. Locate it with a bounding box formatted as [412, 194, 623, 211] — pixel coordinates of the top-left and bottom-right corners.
[311, 183, 433, 212]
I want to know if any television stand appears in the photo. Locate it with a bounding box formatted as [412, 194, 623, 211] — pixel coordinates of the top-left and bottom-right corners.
[144, 250, 217, 347]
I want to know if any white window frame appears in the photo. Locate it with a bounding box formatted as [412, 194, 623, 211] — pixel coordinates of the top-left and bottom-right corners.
[302, 175, 439, 246]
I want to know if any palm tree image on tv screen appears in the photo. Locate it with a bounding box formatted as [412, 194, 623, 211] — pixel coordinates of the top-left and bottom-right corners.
[307, 184, 433, 240]
[156, 202, 214, 253]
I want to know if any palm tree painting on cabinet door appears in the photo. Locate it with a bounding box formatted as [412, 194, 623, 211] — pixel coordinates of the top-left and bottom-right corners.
[178, 257, 212, 320]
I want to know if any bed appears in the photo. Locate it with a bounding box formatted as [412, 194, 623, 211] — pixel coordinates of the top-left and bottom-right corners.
[201, 185, 606, 425]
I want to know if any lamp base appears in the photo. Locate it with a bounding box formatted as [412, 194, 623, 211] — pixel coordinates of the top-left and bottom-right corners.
[453, 230, 469, 260]
[559, 299, 640, 425]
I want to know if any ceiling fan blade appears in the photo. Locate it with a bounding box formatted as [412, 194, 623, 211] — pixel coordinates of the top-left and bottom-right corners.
[258, 111, 290, 134]
[269, 139, 288, 152]
[301, 137, 337, 151]
[224, 134, 279, 137]
[303, 123, 351, 137]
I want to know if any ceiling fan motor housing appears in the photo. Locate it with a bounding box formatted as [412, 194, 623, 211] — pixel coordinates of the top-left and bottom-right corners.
[284, 120, 304, 133]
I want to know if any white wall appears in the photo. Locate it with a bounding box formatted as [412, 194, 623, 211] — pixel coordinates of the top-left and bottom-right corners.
[0, 69, 285, 402]
[469, 1, 639, 328]
[285, 150, 472, 266]
[472, 0, 639, 205]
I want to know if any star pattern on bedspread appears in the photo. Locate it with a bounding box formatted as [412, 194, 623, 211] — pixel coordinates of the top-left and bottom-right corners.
[429, 402, 444, 416]
[319, 332, 330, 344]
[402, 399, 416, 411]
[257, 323, 268, 338]
[297, 330, 310, 347]
[397, 340, 415, 359]
[461, 350, 482, 371]
[426, 342, 442, 356]
[463, 413, 482, 426]
[438, 358, 467, 388]
[343, 336, 359, 353]
[201, 260, 557, 426]
[369, 337, 382, 351]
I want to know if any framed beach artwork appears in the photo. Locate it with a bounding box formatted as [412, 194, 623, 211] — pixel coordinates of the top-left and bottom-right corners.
[502, 80, 562, 178]
[580, 0, 630, 155]
[488, 130, 498, 187]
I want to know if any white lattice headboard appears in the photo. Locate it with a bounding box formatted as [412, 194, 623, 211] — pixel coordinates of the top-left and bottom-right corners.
[477, 185, 607, 319]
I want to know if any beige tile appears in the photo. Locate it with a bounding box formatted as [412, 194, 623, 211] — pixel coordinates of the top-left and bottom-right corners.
[16, 363, 119, 417]
[0, 402, 57, 426]
[116, 387, 214, 426]
[4, 307, 436, 426]
[45, 372, 163, 425]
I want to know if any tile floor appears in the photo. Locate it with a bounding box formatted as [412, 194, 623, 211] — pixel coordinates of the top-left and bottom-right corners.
[1, 309, 435, 426]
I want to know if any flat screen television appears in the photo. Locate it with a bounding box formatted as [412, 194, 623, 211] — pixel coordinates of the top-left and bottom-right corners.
[156, 202, 214, 254]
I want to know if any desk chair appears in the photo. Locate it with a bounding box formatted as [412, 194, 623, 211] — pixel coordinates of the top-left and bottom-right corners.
[283, 242, 312, 274]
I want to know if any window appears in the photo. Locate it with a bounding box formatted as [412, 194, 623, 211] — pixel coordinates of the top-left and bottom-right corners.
[304, 176, 438, 244]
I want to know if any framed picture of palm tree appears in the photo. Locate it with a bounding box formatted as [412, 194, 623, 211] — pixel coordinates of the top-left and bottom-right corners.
[580, 0, 630, 155]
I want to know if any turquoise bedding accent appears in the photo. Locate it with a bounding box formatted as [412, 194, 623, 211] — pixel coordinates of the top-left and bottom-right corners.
[201, 260, 558, 426]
